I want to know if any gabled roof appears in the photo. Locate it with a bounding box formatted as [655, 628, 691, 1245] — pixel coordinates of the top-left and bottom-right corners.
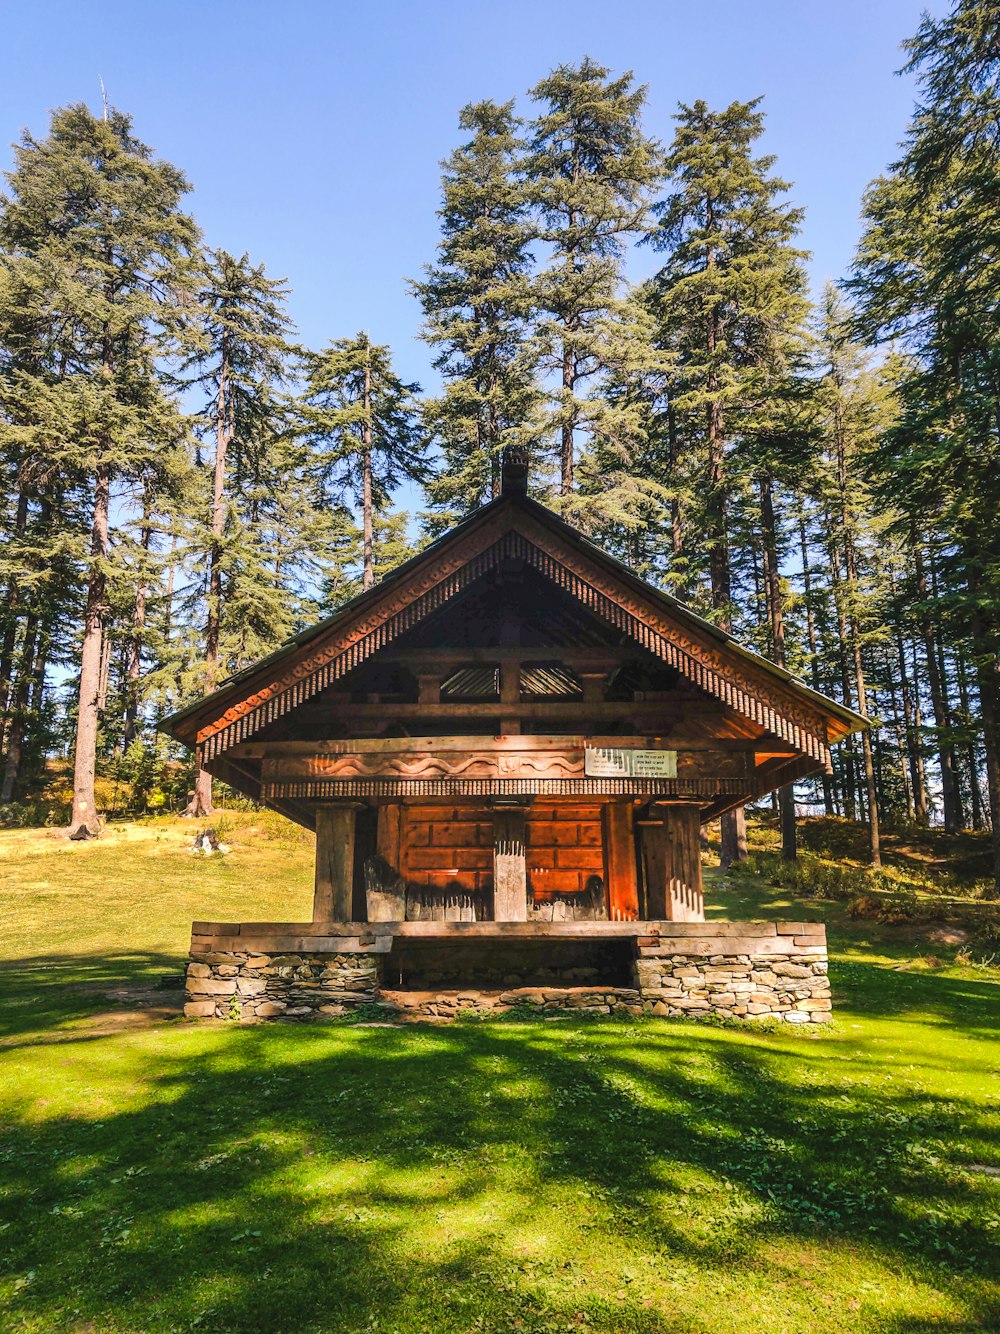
[161, 490, 866, 764]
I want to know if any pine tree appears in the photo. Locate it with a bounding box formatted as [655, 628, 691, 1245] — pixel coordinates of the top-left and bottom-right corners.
[180, 248, 297, 816]
[525, 59, 662, 500]
[299, 334, 426, 590]
[648, 98, 811, 865]
[415, 100, 537, 525]
[0, 103, 197, 834]
[850, 0, 1000, 891]
[811, 288, 900, 864]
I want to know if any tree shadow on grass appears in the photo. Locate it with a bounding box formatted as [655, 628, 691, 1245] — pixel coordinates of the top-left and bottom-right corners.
[0, 951, 183, 1047]
[0, 971, 998, 1333]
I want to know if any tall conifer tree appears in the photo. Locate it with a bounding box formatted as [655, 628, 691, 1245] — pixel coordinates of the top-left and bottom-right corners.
[181, 248, 297, 816]
[850, 0, 1000, 891]
[299, 334, 426, 590]
[0, 104, 197, 834]
[415, 101, 537, 525]
[525, 59, 662, 499]
[648, 98, 810, 865]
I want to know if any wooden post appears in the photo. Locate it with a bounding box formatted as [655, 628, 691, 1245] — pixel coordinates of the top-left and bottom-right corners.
[639, 822, 668, 919]
[314, 804, 358, 922]
[603, 802, 640, 921]
[665, 804, 704, 922]
[492, 805, 527, 921]
[376, 802, 403, 873]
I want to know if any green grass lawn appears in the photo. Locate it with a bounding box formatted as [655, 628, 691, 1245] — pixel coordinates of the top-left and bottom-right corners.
[1, 816, 999, 1333]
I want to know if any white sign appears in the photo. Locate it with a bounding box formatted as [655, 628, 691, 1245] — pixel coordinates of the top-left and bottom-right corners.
[584, 747, 678, 778]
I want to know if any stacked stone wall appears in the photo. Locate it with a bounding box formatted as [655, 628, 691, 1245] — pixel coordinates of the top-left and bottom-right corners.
[184, 921, 830, 1022]
[632, 935, 830, 1023]
[184, 951, 381, 1020]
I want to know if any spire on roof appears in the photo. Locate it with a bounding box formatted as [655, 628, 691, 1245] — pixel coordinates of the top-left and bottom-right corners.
[500, 444, 529, 495]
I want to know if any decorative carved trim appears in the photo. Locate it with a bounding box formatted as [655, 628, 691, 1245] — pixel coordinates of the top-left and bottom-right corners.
[509, 516, 830, 761]
[263, 744, 749, 783]
[261, 777, 753, 799]
[197, 514, 510, 758]
[199, 511, 832, 762]
[265, 751, 584, 781]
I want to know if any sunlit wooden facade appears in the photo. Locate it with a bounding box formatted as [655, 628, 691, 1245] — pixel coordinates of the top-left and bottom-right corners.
[163, 449, 863, 932]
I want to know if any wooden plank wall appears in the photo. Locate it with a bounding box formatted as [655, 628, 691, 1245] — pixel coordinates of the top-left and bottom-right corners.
[525, 803, 604, 901]
[400, 805, 493, 894]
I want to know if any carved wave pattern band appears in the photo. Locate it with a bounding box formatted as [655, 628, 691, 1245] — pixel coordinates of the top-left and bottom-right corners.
[273, 754, 585, 780]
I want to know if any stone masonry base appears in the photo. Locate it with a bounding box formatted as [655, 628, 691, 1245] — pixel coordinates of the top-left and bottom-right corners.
[184, 921, 831, 1023]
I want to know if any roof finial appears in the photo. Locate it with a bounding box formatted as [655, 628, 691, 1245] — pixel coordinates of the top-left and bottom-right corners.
[500, 444, 529, 495]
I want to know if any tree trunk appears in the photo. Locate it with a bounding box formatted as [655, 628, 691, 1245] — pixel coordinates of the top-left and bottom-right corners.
[122, 520, 151, 752]
[362, 342, 375, 590]
[0, 489, 29, 753]
[0, 613, 38, 803]
[825, 515, 859, 819]
[897, 627, 929, 825]
[914, 539, 962, 831]
[760, 473, 796, 859]
[70, 464, 110, 835]
[970, 609, 1000, 896]
[187, 348, 231, 819]
[798, 512, 834, 815]
[957, 648, 985, 830]
[704, 270, 741, 865]
[666, 403, 684, 568]
[560, 338, 574, 495]
[720, 807, 748, 868]
[908, 640, 930, 825]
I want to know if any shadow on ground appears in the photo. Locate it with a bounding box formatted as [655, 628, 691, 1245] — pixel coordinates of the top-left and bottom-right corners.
[0, 945, 997, 1332]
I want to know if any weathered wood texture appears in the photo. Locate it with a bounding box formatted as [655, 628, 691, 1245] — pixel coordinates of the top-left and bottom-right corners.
[261, 739, 748, 781]
[602, 802, 640, 921]
[640, 823, 670, 919]
[493, 807, 528, 922]
[666, 804, 704, 922]
[313, 805, 358, 922]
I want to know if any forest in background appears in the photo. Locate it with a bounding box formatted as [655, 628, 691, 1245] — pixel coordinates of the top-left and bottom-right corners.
[1, 0, 998, 894]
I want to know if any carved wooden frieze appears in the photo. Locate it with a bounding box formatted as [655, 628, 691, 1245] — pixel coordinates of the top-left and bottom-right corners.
[262, 741, 751, 784]
[264, 749, 584, 782]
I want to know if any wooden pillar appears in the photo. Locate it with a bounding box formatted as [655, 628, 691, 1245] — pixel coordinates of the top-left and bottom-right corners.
[376, 802, 403, 873]
[640, 822, 668, 919]
[603, 801, 640, 921]
[314, 804, 358, 923]
[492, 805, 527, 921]
[665, 804, 704, 922]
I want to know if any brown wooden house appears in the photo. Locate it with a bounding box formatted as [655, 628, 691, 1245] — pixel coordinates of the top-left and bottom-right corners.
[164, 449, 863, 1023]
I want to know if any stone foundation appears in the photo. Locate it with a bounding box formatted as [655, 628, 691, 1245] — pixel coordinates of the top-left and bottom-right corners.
[184, 921, 831, 1023]
[184, 951, 380, 1020]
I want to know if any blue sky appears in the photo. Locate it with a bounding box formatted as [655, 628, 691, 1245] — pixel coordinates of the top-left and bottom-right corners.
[3, 0, 926, 391]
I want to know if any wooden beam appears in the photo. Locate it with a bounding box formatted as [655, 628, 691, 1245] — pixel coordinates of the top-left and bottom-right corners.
[313, 805, 359, 923]
[664, 804, 704, 922]
[228, 733, 775, 759]
[373, 647, 636, 666]
[492, 806, 527, 922]
[285, 700, 741, 722]
[603, 802, 640, 921]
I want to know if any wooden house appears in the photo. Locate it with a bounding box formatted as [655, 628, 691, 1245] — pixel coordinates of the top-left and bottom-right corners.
[164, 448, 863, 1022]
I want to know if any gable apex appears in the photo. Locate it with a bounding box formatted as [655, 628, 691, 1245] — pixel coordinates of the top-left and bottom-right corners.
[161, 492, 865, 767]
